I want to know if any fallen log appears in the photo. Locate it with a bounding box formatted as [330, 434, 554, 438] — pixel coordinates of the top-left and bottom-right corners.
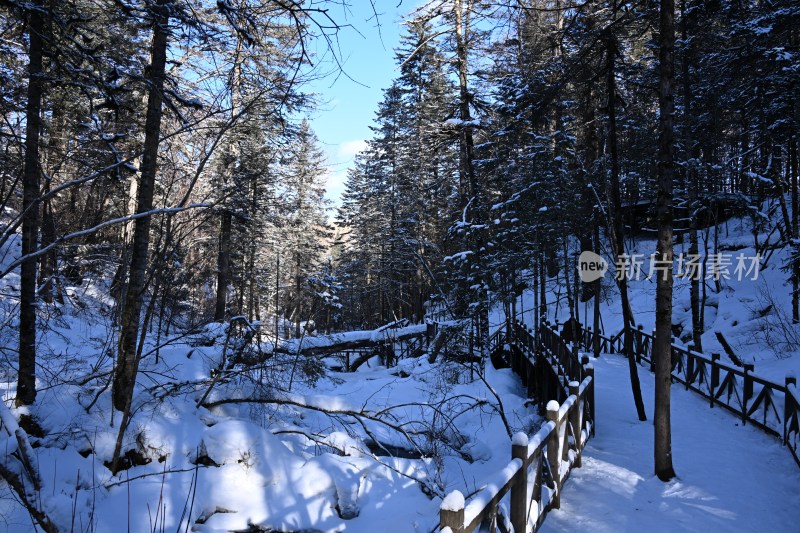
[273, 325, 429, 357]
[714, 331, 744, 367]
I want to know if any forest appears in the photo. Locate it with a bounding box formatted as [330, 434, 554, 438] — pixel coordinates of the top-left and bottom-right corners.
[0, 0, 798, 531]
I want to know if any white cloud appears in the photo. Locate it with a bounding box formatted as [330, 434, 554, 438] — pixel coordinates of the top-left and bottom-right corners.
[325, 168, 348, 195]
[338, 139, 367, 159]
[319, 140, 366, 213]
[322, 167, 350, 214]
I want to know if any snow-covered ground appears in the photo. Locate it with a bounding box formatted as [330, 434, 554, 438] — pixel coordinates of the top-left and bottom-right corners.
[540, 354, 800, 533]
[0, 290, 538, 532]
[3, 208, 800, 532]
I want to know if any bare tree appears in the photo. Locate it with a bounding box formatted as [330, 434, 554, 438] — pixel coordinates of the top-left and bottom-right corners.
[604, 0, 646, 422]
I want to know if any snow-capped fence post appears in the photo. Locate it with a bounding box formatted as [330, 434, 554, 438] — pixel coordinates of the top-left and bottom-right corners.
[710, 353, 721, 408]
[785, 375, 797, 446]
[546, 400, 562, 509]
[511, 433, 529, 532]
[569, 381, 583, 467]
[439, 491, 465, 533]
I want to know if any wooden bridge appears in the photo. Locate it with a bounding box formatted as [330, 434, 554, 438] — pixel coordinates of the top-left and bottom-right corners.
[438, 321, 595, 533]
[435, 318, 800, 533]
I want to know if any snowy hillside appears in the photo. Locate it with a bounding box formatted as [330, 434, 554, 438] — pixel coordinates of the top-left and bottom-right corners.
[530, 208, 800, 383]
[0, 257, 537, 532]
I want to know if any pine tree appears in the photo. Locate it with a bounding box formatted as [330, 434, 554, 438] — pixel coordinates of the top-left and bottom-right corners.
[280, 120, 330, 336]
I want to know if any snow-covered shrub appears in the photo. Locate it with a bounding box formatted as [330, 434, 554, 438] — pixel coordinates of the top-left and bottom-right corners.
[751, 283, 800, 358]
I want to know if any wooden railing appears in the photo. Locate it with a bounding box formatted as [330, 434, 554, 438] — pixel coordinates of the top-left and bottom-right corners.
[578, 324, 623, 355]
[581, 324, 800, 468]
[438, 321, 595, 532]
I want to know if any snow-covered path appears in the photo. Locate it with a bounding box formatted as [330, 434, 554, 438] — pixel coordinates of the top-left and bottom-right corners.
[540, 355, 800, 533]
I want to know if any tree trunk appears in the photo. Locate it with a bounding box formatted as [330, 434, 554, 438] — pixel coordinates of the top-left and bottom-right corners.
[274, 250, 280, 341]
[39, 101, 65, 306]
[247, 243, 256, 321]
[593, 222, 602, 358]
[689, 222, 703, 350]
[680, 0, 703, 352]
[17, 3, 45, 406]
[214, 40, 242, 322]
[295, 263, 302, 338]
[215, 211, 232, 321]
[606, 25, 647, 422]
[453, 0, 477, 212]
[654, 0, 677, 481]
[563, 239, 574, 321]
[38, 192, 59, 304]
[111, 155, 141, 309]
[453, 0, 488, 356]
[112, 1, 169, 412]
[539, 248, 546, 325]
[791, 136, 798, 323]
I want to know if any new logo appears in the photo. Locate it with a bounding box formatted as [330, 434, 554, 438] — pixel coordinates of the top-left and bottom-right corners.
[578, 251, 608, 283]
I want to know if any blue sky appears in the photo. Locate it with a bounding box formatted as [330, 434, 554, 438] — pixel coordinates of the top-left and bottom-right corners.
[304, 1, 416, 208]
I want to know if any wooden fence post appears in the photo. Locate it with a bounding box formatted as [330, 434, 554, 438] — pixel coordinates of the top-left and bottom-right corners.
[710, 353, 720, 408]
[531, 451, 543, 516]
[785, 375, 797, 445]
[527, 361, 535, 399]
[528, 326, 534, 352]
[511, 433, 529, 533]
[585, 363, 595, 436]
[743, 363, 755, 424]
[569, 381, 582, 467]
[440, 491, 464, 533]
[650, 329, 657, 371]
[686, 344, 695, 390]
[546, 400, 561, 509]
[670, 336, 677, 376]
[571, 343, 579, 381]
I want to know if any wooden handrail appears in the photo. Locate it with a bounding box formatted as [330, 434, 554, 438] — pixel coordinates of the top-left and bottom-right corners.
[585, 323, 800, 468]
[439, 321, 595, 532]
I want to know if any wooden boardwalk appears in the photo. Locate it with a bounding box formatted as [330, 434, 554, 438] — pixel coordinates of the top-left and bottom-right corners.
[439, 322, 596, 533]
[434, 320, 799, 532]
[579, 324, 800, 467]
[540, 355, 800, 532]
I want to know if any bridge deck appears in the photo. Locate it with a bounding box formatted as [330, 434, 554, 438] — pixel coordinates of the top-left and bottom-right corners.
[540, 355, 800, 533]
